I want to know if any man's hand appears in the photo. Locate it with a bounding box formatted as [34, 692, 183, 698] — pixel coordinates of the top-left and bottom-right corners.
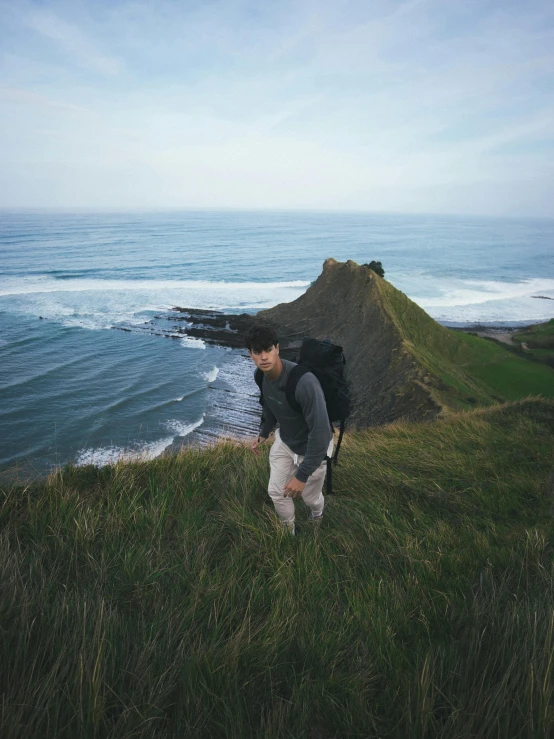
[284, 477, 306, 498]
[251, 436, 267, 455]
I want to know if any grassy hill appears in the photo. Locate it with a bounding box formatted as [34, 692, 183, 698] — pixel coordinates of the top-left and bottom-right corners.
[2, 398, 553, 738]
[512, 318, 554, 368]
[376, 276, 554, 410]
[260, 260, 554, 424]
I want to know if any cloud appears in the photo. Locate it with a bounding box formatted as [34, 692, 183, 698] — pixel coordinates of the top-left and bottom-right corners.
[0, 0, 553, 215]
[0, 86, 92, 115]
[24, 9, 122, 76]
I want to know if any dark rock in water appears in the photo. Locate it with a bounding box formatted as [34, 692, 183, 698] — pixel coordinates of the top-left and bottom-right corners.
[167, 308, 257, 348]
[112, 307, 257, 347]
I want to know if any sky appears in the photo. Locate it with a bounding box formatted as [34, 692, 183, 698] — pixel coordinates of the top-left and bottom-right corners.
[1, 0, 553, 216]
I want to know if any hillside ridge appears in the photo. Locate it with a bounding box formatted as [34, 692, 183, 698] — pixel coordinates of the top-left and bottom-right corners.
[257, 258, 554, 426]
[2, 397, 554, 737]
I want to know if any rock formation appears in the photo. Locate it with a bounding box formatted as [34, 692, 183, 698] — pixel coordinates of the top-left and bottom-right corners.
[256, 258, 442, 427]
[169, 258, 545, 430]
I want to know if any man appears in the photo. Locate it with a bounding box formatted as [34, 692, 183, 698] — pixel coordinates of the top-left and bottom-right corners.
[246, 324, 333, 534]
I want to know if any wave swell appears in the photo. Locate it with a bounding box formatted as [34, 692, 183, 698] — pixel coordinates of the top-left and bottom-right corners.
[75, 416, 205, 467]
[0, 277, 311, 331]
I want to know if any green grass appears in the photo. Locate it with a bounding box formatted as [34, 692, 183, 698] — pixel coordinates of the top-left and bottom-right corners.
[514, 318, 554, 349]
[1, 398, 554, 738]
[512, 319, 554, 368]
[376, 278, 554, 409]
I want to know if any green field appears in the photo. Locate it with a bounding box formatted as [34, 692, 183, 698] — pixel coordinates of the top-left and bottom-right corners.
[514, 318, 554, 348]
[377, 278, 554, 410]
[2, 398, 553, 738]
[512, 318, 554, 368]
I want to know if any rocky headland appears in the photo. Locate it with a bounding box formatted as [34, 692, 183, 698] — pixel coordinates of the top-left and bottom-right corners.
[164, 258, 440, 427]
[163, 258, 553, 431]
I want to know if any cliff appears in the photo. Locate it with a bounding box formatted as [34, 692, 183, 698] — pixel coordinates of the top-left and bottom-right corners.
[256, 259, 438, 426]
[167, 258, 554, 429]
[256, 258, 554, 427]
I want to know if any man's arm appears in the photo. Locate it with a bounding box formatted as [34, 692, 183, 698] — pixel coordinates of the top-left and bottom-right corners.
[251, 435, 268, 455]
[294, 374, 333, 482]
[259, 402, 277, 440]
[251, 386, 277, 455]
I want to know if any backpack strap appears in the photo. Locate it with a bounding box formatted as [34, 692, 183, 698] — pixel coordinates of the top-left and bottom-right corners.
[254, 367, 264, 401]
[254, 368, 268, 433]
[326, 455, 333, 495]
[284, 364, 310, 414]
[333, 419, 345, 465]
[324, 421, 345, 495]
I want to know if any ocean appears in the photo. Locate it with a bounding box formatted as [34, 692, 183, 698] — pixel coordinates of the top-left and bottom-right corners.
[1, 209, 553, 475]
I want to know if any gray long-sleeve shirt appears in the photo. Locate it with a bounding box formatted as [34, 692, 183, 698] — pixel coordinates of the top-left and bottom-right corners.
[258, 359, 333, 483]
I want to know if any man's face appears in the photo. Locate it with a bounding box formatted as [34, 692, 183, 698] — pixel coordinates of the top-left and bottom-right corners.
[248, 344, 280, 374]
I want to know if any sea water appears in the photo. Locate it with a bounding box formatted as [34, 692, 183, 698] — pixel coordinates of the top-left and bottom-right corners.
[1, 210, 553, 474]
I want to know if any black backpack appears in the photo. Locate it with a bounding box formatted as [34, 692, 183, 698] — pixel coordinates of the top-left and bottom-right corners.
[255, 337, 351, 494]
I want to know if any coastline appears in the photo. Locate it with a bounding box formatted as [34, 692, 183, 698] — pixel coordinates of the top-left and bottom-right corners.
[163, 308, 550, 350]
[1, 312, 552, 484]
[164, 307, 550, 351]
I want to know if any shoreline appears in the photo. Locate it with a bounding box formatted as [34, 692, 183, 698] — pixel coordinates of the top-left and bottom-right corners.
[2, 316, 551, 484]
[164, 307, 549, 350]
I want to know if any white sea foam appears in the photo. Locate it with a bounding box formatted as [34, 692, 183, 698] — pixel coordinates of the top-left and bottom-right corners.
[164, 416, 205, 436]
[414, 278, 554, 309]
[75, 437, 175, 466]
[0, 277, 311, 331]
[181, 336, 206, 349]
[75, 416, 205, 466]
[400, 276, 554, 323]
[0, 276, 309, 297]
[202, 366, 219, 383]
[1, 272, 553, 330]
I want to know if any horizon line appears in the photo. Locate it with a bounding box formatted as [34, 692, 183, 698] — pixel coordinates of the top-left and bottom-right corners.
[1, 206, 553, 223]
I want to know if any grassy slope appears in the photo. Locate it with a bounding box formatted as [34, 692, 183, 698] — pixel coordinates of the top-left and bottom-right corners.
[513, 318, 554, 368]
[514, 317, 554, 348]
[376, 278, 554, 409]
[1, 398, 554, 738]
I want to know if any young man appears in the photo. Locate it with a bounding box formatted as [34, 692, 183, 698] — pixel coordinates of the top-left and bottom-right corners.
[246, 324, 333, 534]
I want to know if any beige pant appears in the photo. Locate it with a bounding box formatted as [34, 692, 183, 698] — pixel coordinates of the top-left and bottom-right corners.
[268, 429, 334, 524]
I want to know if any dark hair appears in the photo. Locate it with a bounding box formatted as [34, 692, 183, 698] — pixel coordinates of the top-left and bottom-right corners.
[245, 324, 279, 352]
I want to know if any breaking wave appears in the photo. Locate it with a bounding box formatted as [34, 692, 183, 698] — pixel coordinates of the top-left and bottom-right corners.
[2, 271, 553, 329]
[414, 278, 554, 309]
[0, 277, 311, 331]
[181, 336, 206, 350]
[0, 277, 310, 297]
[202, 366, 219, 383]
[405, 277, 554, 323]
[75, 437, 174, 466]
[75, 416, 205, 467]
[164, 417, 205, 436]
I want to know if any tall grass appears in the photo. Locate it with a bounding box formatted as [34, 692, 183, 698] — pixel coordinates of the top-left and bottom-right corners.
[1, 398, 553, 738]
